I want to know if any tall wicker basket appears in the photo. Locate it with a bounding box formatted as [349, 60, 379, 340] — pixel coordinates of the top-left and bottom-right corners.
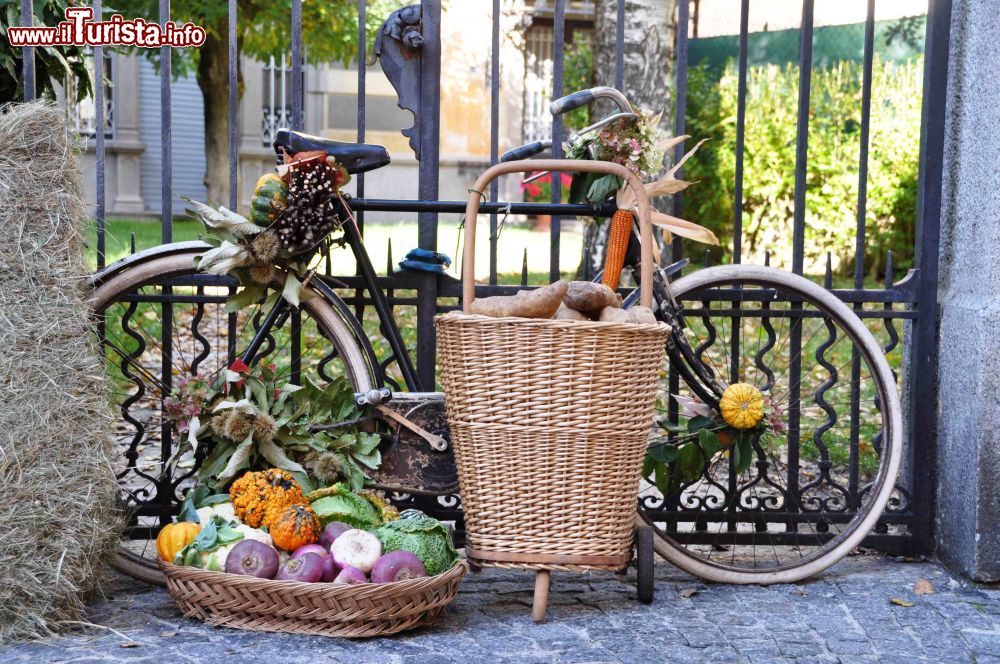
[436, 160, 670, 621]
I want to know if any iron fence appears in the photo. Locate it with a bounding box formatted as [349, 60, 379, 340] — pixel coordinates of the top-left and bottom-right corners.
[19, 0, 951, 554]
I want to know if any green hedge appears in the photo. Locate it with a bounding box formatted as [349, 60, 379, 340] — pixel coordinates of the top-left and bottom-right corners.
[682, 56, 923, 276]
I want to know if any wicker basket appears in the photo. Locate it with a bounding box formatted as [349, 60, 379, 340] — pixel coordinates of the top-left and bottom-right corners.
[162, 560, 468, 638]
[436, 160, 670, 620]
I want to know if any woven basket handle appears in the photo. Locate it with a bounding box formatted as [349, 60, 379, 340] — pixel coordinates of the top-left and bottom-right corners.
[462, 159, 654, 312]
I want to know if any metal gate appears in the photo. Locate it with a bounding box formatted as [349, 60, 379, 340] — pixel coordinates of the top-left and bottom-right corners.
[18, 0, 951, 554]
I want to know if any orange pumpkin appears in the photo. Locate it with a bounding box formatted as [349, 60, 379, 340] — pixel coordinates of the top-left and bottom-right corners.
[156, 521, 201, 562]
[270, 504, 322, 552]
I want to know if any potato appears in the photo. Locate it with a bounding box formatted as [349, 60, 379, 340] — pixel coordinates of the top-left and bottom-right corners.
[598, 306, 633, 323]
[468, 280, 568, 318]
[564, 281, 619, 314]
[554, 303, 588, 321]
[629, 306, 657, 324]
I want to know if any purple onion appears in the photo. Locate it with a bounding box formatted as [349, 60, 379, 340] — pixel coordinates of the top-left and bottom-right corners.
[275, 552, 324, 583]
[224, 540, 279, 579]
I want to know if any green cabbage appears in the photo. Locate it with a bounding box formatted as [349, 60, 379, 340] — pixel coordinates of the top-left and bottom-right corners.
[309, 485, 381, 529]
[372, 514, 459, 576]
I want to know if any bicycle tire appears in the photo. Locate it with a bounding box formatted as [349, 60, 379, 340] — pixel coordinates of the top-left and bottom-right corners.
[639, 264, 903, 585]
[89, 245, 378, 585]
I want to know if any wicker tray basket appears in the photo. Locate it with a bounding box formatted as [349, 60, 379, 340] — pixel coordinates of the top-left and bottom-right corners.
[162, 560, 468, 638]
[436, 160, 670, 621]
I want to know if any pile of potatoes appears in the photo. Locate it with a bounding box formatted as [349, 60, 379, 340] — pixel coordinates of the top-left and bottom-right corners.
[466, 280, 656, 324]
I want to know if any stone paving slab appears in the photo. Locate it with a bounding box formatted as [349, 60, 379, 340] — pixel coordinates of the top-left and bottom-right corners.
[3, 556, 1000, 663]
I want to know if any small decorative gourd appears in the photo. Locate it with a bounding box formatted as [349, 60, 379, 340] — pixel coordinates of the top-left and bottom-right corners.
[270, 504, 323, 552]
[719, 383, 765, 430]
[156, 521, 201, 562]
[229, 468, 308, 528]
[249, 173, 288, 226]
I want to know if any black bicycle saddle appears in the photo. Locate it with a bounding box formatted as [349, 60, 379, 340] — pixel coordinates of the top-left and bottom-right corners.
[273, 128, 390, 174]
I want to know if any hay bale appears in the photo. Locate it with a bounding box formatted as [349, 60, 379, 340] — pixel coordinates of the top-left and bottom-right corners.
[0, 102, 121, 642]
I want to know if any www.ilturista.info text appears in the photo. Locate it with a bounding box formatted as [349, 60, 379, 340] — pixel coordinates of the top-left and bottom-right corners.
[7, 7, 206, 48]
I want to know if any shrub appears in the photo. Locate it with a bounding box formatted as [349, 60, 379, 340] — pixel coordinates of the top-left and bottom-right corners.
[682, 56, 923, 277]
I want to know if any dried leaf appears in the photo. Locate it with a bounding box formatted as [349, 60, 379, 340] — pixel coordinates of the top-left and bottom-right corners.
[914, 579, 935, 596]
[657, 134, 691, 154]
[119, 642, 141, 648]
[650, 211, 720, 246]
[644, 177, 694, 198]
[159, 631, 178, 638]
[196, 241, 251, 276]
[184, 198, 264, 236]
[890, 598, 914, 607]
[667, 139, 710, 178]
[678, 587, 699, 598]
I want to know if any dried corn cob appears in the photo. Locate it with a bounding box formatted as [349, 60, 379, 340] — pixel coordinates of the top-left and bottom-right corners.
[601, 209, 633, 290]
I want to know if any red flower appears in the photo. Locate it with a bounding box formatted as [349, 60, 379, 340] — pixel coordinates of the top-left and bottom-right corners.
[230, 358, 250, 374]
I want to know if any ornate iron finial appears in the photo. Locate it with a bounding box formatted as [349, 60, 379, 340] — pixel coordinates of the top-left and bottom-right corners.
[372, 4, 424, 159]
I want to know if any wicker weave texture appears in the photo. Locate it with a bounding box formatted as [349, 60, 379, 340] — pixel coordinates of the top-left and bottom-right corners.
[436, 313, 669, 569]
[437, 314, 669, 428]
[162, 561, 468, 638]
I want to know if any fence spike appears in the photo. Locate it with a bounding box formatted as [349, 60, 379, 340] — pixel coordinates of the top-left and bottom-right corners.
[764, 250, 771, 267]
[885, 250, 894, 288]
[130, 232, 136, 255]
[387, 238, 394, 275]
[825, 252, 833, 289]
[704, 250, 711, 268]
[521, 248, 529, 286]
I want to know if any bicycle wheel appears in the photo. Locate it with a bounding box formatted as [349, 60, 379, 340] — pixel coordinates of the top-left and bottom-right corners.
[88, 243, 378, 584]
[638, 264, 902, 584]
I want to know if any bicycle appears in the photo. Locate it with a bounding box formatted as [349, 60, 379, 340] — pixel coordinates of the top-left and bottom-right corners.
[88, 86, 902, 588]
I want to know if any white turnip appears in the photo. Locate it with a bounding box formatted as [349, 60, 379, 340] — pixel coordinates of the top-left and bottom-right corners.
[330, 529, 382, 573]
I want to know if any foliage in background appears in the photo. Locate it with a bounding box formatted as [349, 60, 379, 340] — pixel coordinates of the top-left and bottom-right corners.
[682, 56, 923, 276]
[561, 31, 593, 131]
[0, 0, 91, 103]
[108, 0, 395, 203]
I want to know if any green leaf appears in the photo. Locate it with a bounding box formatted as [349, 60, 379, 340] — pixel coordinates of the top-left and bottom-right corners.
[351, 448, 381, 470]
[734, 434, 755, 475]
[653, 461, 672, 497]
[177, 485, 210, 523]
[677, 442, 704, 483]
[687, 415, 714, 432]
[216, 436, 254, 481]
[257, 435, 308, 476]
[647, 444, 679, 464]
[281, 271, 303, 307]
[586, 174, 623, 204]
[199, 439, 236, 484]
[226, 283, 267, 313]
[352, 431, 382, 455]
[244, 375, 269, 410]
[698, 428, 721, 458]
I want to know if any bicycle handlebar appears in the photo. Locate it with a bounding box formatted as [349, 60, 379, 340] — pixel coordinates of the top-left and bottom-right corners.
[550, 86, 633, 115]
[500, 140, 551, 163]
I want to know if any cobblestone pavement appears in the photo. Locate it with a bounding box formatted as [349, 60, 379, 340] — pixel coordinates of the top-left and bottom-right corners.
[3, 556, 1000, 663]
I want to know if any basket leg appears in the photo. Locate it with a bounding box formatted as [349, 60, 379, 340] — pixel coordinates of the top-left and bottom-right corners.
[636, 524, 654, 604]
[532, 570, 551, 623]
